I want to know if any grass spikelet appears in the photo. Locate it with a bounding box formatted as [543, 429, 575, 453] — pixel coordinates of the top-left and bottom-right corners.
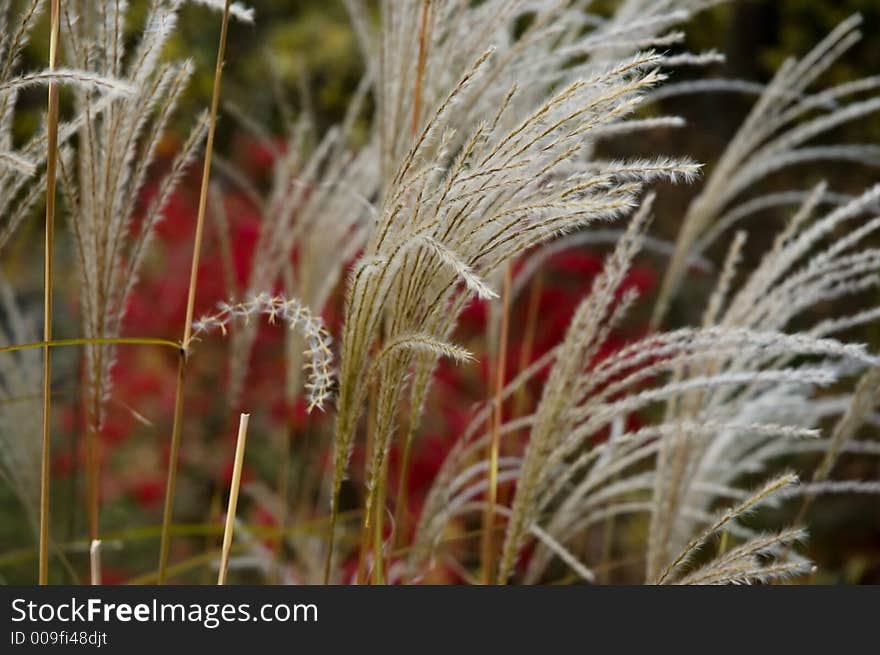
[656, 473, 799, 584]
[192, 294, 335, 412]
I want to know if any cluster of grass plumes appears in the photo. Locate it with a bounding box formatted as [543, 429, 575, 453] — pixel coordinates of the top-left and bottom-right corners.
[0, 0, 878, 586]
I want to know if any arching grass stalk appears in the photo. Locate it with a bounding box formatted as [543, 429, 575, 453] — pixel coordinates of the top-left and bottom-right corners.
[39, 0, 61, 586]
[157, 0, 234, 585]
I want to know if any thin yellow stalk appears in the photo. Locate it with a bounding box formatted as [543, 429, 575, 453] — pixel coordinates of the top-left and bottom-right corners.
[89, 539, 102, 585]
[86, 353, 100, 543]
[218, 413, 250, 585]
[799, 365, 880, 523]
[157, 0, 234, 584]
[158, 359, 186, 583]
[505, 268, 543, 514]
[371, 449, 390, 584]
[482, 263, 512, 585]
[0, 337, 180, 357]
[39, 0, 61, 587]
[356, 378, 379, 584]
[134, 549, 222, 586]
[354, 503, 371, 584]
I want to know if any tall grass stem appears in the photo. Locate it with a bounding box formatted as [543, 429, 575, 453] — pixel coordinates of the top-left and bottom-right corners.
[157, 0, 234, 584]
[39, 0, 61, 586]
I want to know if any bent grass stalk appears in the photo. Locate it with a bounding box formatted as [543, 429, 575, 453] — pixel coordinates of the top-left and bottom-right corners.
[39, 0, 61, 586]
[158, 0, 234, 584]
[218, 413, 250, 585]
[372, 444, 390, 584]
